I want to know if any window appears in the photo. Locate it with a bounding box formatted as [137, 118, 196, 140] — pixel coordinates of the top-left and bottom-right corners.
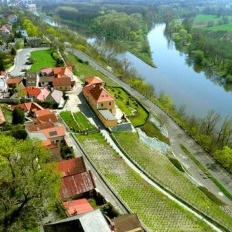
[109, 102, 111, 106]
[101, 103, 103, 107]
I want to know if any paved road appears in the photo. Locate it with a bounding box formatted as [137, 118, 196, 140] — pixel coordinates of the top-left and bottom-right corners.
[66, 47, 232, 206]
[8, 47, 50, 76]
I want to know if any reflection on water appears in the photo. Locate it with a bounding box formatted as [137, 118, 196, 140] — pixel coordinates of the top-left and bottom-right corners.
[44, 17, 232, 119]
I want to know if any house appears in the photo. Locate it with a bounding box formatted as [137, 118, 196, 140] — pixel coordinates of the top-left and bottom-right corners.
[111, 214, 144, 232]
[7, 77, 23, 88]
[0, 72, 8, 92]
[58, 157, 86, 177]
[0, 25, 10, 36]
[26, 37, 42, 47]
[39, 76, 54, 87]
[83, 81, 117, 128]
[11, 102, 44, 116]
[46, 89, 63, 105]
[53, 66, 73, 79]
[43, 209, 112, 232]
[25, 73, 38, 88]
[7, 14, 17, 23]
[26, 124, 66, 147]
[0, 107, 6, 125]
[60, 171, 95, 200]
[62, 199, 94, 216]
[23, 88, 50, 102]
[52, 77, 72, 91]
[34, 108, 58, 123]
[16, 29, 28, 37]
[85, 76, 104, 86]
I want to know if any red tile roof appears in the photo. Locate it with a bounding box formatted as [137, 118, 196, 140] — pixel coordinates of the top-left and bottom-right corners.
[53, 77, 71, 86]
[63, 199, 94, 216]
[58, 157, 86, 177]
[89, 85, 114, 103]
[40, 125, 66, 139]
[60, 171, 95, 200]
[23, 88, 41, 97]
[6, 78, 22, 85]
[26, 122, 55, 132]
[35, 109, 58, 123]
[85, 76, 104, 85]
[11, 102, 44, 113]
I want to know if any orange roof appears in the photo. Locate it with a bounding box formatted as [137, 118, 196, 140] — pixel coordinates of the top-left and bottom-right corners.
[40, 125, 66, 139]
[6, 78, 22, 85]
[26, 122, 55, 132]
[11, 102, 44, 112]
[40, 68, 53, 75]
[89, 85, 114, 103]
[53, 66, 73, 75]
[85, 76, 104, 85]
[23, 88, 41, 97]
[58, 157, 86, 177]
[35, 109, 58, 123]
[63, 199, 94, 216]
[35, 108, 53, 117]
[53, 77, 71, 86]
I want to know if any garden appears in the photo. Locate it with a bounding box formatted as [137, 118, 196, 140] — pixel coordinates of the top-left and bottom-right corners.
[60, 110, 98, 133]
[112, 131, 232, 230]
[76, 133, 212, 231]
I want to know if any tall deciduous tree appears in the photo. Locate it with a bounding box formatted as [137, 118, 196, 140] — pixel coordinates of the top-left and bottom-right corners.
[12, 107, 25, 125]
[0, 136, 61, 231]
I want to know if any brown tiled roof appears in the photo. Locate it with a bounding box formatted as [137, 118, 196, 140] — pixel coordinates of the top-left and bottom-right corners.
[89, 85, 114, 103]
[23, 88, 41, 97]
[58, 157, 86, 177]
[63, 198, 94, 216]
[26, 122, 55, 132]
[7, 77, 22, 85]
[112, 214, 144, 232]
[85, 76, 104, 85]
[35, 109, 58, 123]
[53, 77, 71, 86]
[60, 171, 95, 200]
[11, 102, 44, 112]
[41, 125, 66, 139]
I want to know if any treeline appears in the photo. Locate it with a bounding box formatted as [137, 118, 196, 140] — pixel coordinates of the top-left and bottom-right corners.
[166, 19, 232, 84]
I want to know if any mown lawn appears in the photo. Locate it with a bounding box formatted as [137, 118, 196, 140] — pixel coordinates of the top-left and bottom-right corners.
[65, 52, 118, 86]
[29, 49, 56, 72]
[107, 87, 148, 127]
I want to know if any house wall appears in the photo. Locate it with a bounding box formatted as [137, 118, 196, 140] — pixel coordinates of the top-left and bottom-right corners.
[97, 112, 117, 127]
[97, 101, 116, 114]
[50, 136, 64, 147]
[54, 86, 71, 91]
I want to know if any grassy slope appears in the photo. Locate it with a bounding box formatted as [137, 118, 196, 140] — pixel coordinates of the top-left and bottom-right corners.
[29, 49, 56, 72]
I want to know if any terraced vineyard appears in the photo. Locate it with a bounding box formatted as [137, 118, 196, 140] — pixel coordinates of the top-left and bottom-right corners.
[77, 133, 212, 231]
[113, 131, 232, 230]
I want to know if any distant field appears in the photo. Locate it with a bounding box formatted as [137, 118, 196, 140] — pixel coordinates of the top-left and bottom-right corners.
[193, 14, 232, 31]
[29, 49, 56, 72]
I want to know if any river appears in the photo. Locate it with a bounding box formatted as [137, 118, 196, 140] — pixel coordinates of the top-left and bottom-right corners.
[44, 17, 232, 120]
[120, 24, 232, 119]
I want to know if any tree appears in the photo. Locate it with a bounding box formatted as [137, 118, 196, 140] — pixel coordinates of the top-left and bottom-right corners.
[12, 107, 25, 125]
[0, 136, 61, 231]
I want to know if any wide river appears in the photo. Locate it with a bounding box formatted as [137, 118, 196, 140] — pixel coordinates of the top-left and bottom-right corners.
[121, 24, 232, 119]
[44, 17, 232, 120]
